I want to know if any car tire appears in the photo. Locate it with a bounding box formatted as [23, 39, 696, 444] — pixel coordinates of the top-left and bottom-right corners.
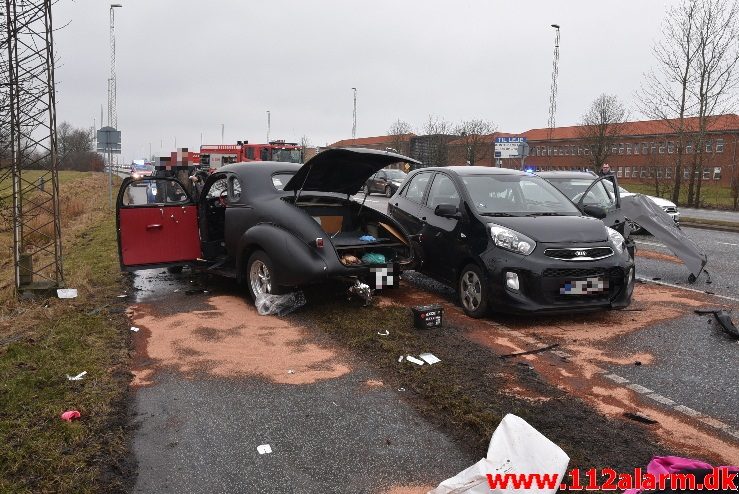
[246, 250, 282, 300]
[458, 263, 490, 318]
[384, 185, 392, 198]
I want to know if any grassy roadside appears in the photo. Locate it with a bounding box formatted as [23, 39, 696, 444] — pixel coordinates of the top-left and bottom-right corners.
[0, 174, 132, 493]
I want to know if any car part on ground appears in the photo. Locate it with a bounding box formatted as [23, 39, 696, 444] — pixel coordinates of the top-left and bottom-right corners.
[620, 194, 707, 281]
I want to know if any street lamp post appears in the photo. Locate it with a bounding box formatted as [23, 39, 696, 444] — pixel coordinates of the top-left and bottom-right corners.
[351, 88, 357, 139]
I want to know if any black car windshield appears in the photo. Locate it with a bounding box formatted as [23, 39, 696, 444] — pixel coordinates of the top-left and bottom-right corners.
[462, 174, 580, 215]
[546, 178, 616, 207]
[385, 169, 406, 180]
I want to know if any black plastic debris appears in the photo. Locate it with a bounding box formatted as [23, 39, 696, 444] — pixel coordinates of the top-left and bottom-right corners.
[623, 412, 659, 425]
[500, 343, 560, 359]
[694, 309, 739, 339]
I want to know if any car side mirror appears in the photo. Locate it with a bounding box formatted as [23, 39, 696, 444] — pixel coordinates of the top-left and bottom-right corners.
[435, 204, 461, 219]
[582, 204, 607, 219]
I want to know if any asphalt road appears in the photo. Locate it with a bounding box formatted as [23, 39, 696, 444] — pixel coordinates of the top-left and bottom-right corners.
[681, 207, 739, 222]
[129, 270, 474, 493]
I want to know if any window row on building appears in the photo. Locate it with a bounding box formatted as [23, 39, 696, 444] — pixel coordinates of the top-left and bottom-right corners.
[532, 139, 725, 157]
[616, 166, 722, 180]
[524, 164, 723, 181]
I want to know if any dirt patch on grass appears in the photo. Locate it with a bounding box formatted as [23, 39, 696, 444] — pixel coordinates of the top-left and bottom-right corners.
[129, 294, 350, 386]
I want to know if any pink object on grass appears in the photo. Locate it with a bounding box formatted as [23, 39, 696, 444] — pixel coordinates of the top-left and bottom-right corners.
[61, 410, 81, 422]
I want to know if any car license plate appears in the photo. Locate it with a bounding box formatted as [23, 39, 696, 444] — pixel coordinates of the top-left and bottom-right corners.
[371, 264, 396, 289]
[560, 276, 607, 295]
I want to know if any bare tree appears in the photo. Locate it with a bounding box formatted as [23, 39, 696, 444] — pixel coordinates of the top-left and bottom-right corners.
[421, 115, 454, 166]
[687, 0, 739, 207]
[387, 119, 413, 155]
[638, 0, 699, 204]
[454, 119, 497, 165]
[300, 135, 312, 163]
[578, 94, 628, 170]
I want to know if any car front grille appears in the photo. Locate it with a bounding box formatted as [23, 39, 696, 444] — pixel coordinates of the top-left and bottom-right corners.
[543, 246, 613, 261]
[539, 267, 625, 303]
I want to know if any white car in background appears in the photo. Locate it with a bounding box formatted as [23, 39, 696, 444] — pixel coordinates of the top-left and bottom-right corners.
[618, 186, 680, 234]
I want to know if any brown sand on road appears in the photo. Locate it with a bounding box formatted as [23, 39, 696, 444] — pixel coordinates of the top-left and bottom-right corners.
[637, 249, 682, 264]
[129, 294, 350, 387]
[391, 280, 739, 464]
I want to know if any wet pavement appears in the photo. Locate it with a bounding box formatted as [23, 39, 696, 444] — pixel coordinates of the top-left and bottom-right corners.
[127, 269, 473, 493]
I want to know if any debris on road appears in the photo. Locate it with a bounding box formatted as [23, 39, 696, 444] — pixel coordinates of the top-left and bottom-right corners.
[60, 410, 81, 422]
[56, 288, 78, 299]
[377, 330, 390, 336]
[256, 444, 272, 454]
[255, 291, 306, 316]
[287, 370, 295, 374]
[412, 304, 443, 329]
[398, 356, 404, 363]
[430, 414, 569, 494]
[623, 411, 659, 425]
[406, 355, 425, 366]
[130, 326, 140, 332]
[117, 294, 127, 298]
[66, 371, 87, 381]
[694, 309, 739, 338]
[621, 194, 707, 282]
[348, 280, 372, 306]
[500, 343, 560, 359]
[419, 353, 441, 365]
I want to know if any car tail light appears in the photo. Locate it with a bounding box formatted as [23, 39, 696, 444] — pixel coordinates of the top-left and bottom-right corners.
[315, 237, 324, 248]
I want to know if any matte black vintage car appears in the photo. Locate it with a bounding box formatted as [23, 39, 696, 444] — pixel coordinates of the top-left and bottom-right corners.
[116, 148, 418, 298]
[388, 166, 635, 317]
[363, 168, 407, 197]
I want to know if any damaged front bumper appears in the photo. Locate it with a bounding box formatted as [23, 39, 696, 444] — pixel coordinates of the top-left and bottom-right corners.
[480, 245, 635, 315]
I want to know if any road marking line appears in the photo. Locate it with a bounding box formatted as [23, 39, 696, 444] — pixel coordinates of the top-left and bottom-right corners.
[604, 373, 629, 384]
[718, 242, 739, 246]
[636, 240, 666, 248]
[626, 383, 654, 394]
[698, 416, 732, 431]
[674, 404, 702, 417]
[646, 393, 676, 406]
[636, 277, 739, 303]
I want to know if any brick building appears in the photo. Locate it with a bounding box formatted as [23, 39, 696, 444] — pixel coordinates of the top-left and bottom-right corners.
[329, 115, 739, 188]
[520, 115, 739, 187]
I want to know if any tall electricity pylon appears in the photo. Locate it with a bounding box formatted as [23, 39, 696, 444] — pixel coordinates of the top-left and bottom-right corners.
[547, 23, 560, 164]
[1, 0, 64, 293]
[351, 87, 357, 139]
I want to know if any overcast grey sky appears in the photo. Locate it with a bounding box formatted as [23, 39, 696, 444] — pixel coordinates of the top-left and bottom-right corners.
[53, 0, 680, 161]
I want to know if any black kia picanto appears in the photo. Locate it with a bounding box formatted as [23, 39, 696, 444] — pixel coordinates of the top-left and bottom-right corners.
[388, 166, 634, 317]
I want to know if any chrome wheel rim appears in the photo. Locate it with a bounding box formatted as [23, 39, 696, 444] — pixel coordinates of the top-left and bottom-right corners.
[249, 260, 271, 296]
[460, 270, 482, 311]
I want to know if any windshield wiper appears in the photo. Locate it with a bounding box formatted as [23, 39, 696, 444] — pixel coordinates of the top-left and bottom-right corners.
[479, 212, 519, 217]
[523, 212, 568, 216]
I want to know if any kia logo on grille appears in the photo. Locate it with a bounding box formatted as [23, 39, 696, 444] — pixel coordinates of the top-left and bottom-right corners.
[575, 250, 588, 256]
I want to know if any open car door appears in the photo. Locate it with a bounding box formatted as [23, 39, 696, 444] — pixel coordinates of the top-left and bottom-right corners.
[116, 177, 201, 271]
[575, 175, 626, 232]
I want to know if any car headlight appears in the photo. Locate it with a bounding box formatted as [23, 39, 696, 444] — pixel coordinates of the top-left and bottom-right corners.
[133, 173, 140, 179]
[607, 226, 625, 255]
[489, 224, 536, 255]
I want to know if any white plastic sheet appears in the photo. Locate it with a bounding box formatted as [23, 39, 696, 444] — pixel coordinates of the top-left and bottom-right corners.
[255, 291, 306, 316]
[429, 414, 570, 494]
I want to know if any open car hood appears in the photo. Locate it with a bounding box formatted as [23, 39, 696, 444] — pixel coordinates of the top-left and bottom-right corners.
[620, 194, 706, 279]
[283, 148, 421, 195]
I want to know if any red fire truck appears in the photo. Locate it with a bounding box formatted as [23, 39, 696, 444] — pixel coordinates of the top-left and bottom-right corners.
[199, 140, 302, 171]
